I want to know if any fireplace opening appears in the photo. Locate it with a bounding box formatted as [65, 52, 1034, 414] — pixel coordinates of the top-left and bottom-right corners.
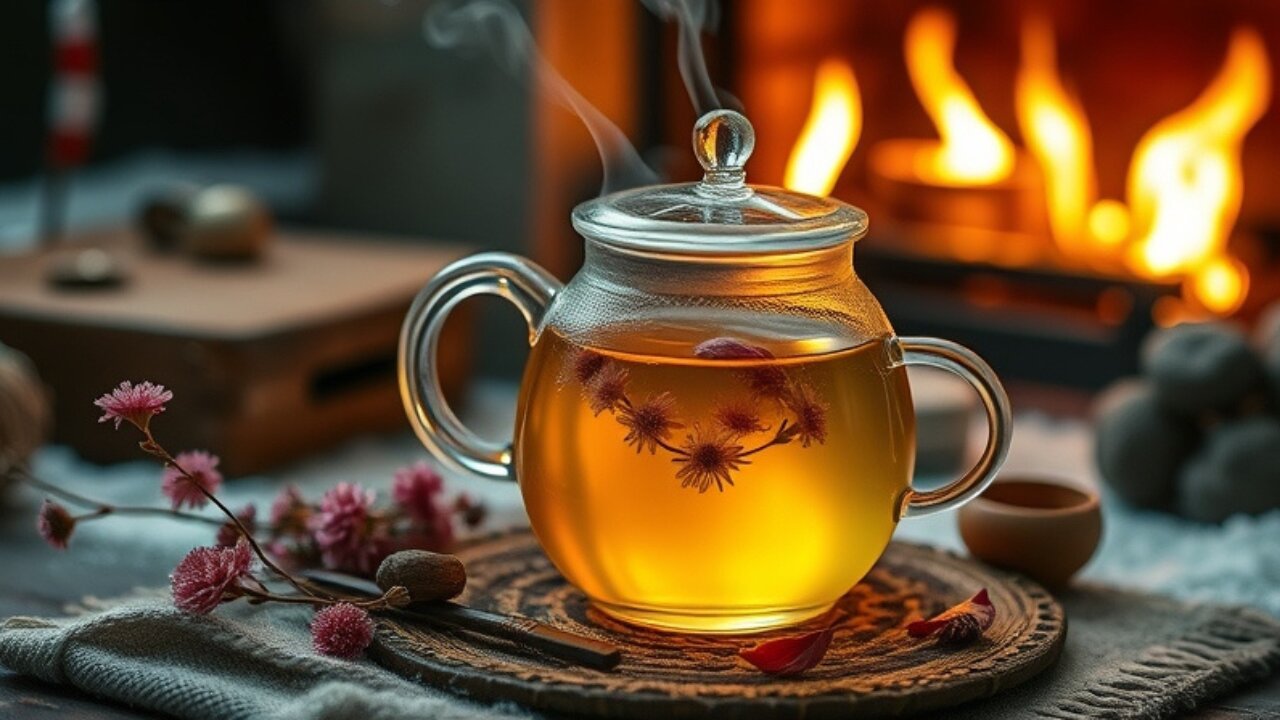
[678, 0, 1280, 388]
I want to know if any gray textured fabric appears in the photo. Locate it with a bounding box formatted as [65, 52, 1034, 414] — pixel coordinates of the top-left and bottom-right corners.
[952, 586, 1280, 719]
[2, 585, 1278, 719]
[0, 599, 529, 720]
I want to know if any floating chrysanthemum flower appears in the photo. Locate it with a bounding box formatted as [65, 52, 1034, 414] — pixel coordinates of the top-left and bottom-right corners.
[617, 391, 683, 454]
[588, 365, 630, 416]
[216, 503, 257, 548]
[170, 539, 253, 615]
[674, 425, 749, 493]
[37, 499, 75, 550]
[713, 401, 768, 437]
[311, 602, 374, 659]
[572, 349, 608, 385]
[94, 380, 173, 431]
[311, 482, 381, 574]
[786, 383, 829, 448]
[161, 450, 224, 510]
[745, 366, 791, 403]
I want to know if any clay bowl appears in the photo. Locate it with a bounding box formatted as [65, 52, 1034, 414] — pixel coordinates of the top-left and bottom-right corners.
[958, 476, 1103, 589]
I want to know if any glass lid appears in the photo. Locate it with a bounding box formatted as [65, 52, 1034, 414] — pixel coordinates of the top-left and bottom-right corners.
[572, 110, 868, 255]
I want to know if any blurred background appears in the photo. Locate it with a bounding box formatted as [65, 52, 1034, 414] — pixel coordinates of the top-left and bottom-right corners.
[2, 0, 1279, 472]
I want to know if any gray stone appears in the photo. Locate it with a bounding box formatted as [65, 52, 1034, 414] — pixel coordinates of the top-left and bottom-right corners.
[1177, 416, 1280, 523]
[1142, 323, 1262, 416]
[1094, 380, 1199, 509]
[1257, 305, 1280, 409]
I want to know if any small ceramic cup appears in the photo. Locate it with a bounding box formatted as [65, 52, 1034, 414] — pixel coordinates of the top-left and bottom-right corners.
[958, 476, 1102, 589]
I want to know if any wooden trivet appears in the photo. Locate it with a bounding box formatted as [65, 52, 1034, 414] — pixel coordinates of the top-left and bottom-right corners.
[370, 532, 1066, 719]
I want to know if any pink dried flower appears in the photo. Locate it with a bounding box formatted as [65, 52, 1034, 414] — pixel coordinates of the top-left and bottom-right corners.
[674, 425, 749, 493]
[170, 539, 253, 614]
[588, 365, 630, 416]
[572, 349, 608, 385]
[713, 401, 768, 437]
[311, 602, 374, 659]
[37, 500, 75, 550]
[311, 482, 381, 574]
[617, 391, 683, 454]
[392, 462, 445, 522]
[161, 450, 223, 510]
[786, 384, 828, 448]
[94, 380, 173, 431]
[216, 503, 257, 548]
[270, 485, 311, 536]
[393, 463, 456, 552]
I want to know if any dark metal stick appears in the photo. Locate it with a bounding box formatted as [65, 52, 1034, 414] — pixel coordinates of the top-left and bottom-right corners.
[301, 568, 622, 671]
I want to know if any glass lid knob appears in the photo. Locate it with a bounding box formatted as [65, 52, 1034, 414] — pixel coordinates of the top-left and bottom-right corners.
[693, 109, 755, 199]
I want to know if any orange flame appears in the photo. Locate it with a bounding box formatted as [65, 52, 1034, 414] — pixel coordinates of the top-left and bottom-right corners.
[784, 59, 861, 196]
[905, 7, 1015, 186]
[1127, 29, 1270, 280]
[1015, 16, 1096, 256]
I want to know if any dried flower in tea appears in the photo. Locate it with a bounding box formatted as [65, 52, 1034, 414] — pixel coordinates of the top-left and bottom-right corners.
[713, 401, 768, 437]
[588, 365, 630, 416]
[618, 391, 684, 454]
[787, 383, 829, 448]
[673, 425, 749, 493]
[572, 336, 830, 491]
[572, 349, 608, 385]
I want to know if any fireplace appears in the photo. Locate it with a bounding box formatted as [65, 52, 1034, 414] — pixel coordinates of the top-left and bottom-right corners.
[610, 0, 1280, 388]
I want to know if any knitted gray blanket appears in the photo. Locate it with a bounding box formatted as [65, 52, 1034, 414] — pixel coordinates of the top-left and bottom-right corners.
[1, 585, 1277, 720]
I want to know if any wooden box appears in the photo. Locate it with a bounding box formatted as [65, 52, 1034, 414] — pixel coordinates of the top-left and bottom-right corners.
[0, 229, 471, 475]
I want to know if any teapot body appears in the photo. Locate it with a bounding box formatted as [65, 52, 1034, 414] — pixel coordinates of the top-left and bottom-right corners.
[512, 241, 916, 632]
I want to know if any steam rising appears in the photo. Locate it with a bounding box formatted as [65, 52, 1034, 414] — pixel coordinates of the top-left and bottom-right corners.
[424, 0, 658, 194]
[639, 0, 725, 116]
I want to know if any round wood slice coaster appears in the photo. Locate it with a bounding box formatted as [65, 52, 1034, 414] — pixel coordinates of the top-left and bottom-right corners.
[370, 532, 1066, 719]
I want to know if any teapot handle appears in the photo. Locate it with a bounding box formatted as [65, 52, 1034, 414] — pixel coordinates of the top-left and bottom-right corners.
[897, 337, 1013, 518]
[399, 252, 562, 482]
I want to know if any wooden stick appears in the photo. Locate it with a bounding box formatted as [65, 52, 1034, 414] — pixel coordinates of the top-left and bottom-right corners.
[301, 569, 622, 672]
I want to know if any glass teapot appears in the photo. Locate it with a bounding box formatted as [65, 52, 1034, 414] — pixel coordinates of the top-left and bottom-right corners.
[400, 110, 1011, 633]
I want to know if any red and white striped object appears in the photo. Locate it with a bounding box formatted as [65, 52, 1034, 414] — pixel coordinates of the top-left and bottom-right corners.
[47, 0, 100, 169]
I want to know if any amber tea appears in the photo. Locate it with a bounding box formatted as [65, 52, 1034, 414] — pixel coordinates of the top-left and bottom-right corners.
[515, 328, 916, 632]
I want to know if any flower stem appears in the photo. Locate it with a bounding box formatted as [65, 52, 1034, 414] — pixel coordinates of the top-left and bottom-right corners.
[143, 428, 327, 600]
[240, 585, 402, 611]
[739, 419, 793, 458]
[13, 465, 223, 526]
